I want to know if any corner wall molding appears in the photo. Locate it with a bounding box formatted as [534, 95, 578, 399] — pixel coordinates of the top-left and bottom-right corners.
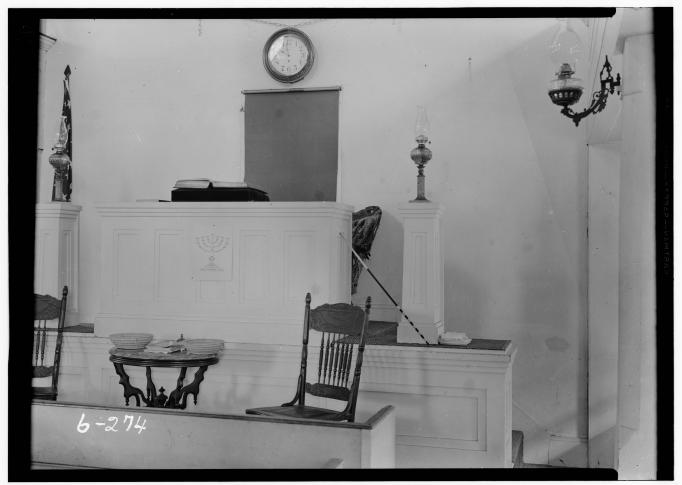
[39, 32, 57, 52]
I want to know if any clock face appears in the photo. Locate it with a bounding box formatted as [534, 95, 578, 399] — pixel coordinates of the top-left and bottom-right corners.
[263, 28, 315, 83]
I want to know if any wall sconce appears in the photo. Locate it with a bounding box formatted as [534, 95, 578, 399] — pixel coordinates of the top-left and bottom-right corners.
[410, 106, 432, 202]
[49, 115, 71, 201]
[548, 56, 622, 127]
[547, 19, 622, 127]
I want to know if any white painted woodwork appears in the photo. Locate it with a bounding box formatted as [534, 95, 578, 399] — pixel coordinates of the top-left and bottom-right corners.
[37, 31, 57, 199]
[587, 143, 620, 469]
[32, 401, 396, 469]
[37, 32, 57, 153]
[34, 203, 81, 324]
[53, 333, 515, 468]
[94, 202, 352, 345]
[397, 202, 444, 344]
[615, 28, 657, 479]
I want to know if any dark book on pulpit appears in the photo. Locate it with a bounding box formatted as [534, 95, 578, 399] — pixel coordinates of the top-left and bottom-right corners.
[171, 184, 270, 202]
[173, 179, 249, 189]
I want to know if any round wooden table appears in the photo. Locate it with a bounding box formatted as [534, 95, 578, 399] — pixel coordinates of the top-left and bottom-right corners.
[109, 348, 219, 409]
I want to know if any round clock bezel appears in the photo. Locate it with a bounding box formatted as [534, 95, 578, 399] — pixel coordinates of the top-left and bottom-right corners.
[262, 27, 315, 84]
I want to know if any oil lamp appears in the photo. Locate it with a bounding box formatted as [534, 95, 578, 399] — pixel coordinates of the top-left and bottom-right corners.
[49, 116, 71, 201]
[410, 106, 432, 202]
[547, 19, 622, 126]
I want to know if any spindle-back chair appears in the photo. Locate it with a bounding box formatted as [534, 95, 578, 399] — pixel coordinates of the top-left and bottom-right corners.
[246, 293, 371, 422]
[33, 286, 68, 400]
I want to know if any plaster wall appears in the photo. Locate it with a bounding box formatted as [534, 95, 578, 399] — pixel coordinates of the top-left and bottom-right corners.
[38, 17, 595, 464]
[615, 31, 656, 479]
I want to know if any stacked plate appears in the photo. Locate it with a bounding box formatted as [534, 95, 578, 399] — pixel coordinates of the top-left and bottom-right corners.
[109, 333, 154, 350]
[185, 339, 224, 355]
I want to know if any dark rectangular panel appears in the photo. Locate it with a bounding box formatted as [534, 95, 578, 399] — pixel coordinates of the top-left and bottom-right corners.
[244, 89, 339, 202]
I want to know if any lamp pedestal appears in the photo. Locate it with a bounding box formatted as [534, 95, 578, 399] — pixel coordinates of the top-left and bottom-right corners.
[397, 202, 444, 344]
[34, 203, 81, 325]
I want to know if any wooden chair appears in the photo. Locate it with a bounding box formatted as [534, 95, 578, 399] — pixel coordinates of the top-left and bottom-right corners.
[246, 293, 371, 423]
[33, 286, 68, 401]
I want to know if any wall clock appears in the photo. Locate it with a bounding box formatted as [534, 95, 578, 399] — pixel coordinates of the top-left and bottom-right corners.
[262, 28, 315, 83]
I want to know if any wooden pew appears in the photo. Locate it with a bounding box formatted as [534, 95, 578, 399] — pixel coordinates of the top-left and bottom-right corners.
[31, 401, 395, 469]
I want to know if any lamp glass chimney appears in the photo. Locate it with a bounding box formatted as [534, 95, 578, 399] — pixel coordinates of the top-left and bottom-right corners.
[414, 106, 430, 144]
[548, 19, 584, 74]
[54, 115, 69, 150]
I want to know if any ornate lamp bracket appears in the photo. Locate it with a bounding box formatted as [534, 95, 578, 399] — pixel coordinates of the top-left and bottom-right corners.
[560, 56, 622, 127]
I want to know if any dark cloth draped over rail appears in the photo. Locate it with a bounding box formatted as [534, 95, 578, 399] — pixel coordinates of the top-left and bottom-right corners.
[351, 206, 382, 294]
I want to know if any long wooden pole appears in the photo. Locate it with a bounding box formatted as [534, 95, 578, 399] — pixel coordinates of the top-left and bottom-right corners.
[339, 233, 432, 345]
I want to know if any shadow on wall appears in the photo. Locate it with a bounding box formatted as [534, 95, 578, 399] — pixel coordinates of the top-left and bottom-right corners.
[443, 261, 485, 337]
[440, 23, 589, 467]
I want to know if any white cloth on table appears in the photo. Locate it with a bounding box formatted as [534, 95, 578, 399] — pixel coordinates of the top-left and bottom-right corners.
[438, 332, 472, 346]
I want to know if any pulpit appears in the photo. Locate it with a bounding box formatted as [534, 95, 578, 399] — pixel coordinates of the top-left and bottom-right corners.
[83, 200, 515, 468]
[94, 202, 352, 344]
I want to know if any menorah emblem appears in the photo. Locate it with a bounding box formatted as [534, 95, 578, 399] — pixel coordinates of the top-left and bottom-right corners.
[196, 233, 230, 271]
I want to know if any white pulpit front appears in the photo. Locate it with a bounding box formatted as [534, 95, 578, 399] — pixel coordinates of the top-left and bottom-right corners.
[95, 202, 353, 344]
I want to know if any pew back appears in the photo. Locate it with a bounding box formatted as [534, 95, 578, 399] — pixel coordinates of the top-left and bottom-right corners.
[31, 401, 395, 469]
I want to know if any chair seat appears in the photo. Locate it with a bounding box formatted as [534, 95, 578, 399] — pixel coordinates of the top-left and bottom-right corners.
[246, 404, 350, 422]
[32, 387, 58, 400]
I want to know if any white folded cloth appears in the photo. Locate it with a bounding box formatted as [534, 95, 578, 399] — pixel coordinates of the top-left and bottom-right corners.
[438, 332, 472, 346]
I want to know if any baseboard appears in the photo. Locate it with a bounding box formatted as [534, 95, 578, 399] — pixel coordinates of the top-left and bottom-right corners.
[32, 461, 107, 470]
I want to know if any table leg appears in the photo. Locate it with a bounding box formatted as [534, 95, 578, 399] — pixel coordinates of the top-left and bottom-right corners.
[166, 367, 187, 408]
[145, 366, 157, 404]
[166, 365, 209, 409]
[112, 363, 148, 407]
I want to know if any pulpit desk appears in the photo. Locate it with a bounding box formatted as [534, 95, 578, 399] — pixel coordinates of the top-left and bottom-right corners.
[109, 349, 219, 409]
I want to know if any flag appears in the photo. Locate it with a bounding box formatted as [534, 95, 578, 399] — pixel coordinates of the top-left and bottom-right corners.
[52, 65, 72, 201]
[62, 65, 72, 201]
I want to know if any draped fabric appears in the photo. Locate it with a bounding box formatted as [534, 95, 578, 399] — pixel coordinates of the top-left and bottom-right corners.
[51, 65, 73, 202]
[351, 206, 382, 294]
[62, 65, 73, 201]
[35, 293, 62, 321]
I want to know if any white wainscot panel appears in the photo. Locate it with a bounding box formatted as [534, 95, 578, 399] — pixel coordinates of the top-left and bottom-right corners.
[357, 386, 486, 450]
[155, 230, 187, 301]
[113, 229, 152, 301]
[284, 231, 316, 303]
[239, 230, 271, 303]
